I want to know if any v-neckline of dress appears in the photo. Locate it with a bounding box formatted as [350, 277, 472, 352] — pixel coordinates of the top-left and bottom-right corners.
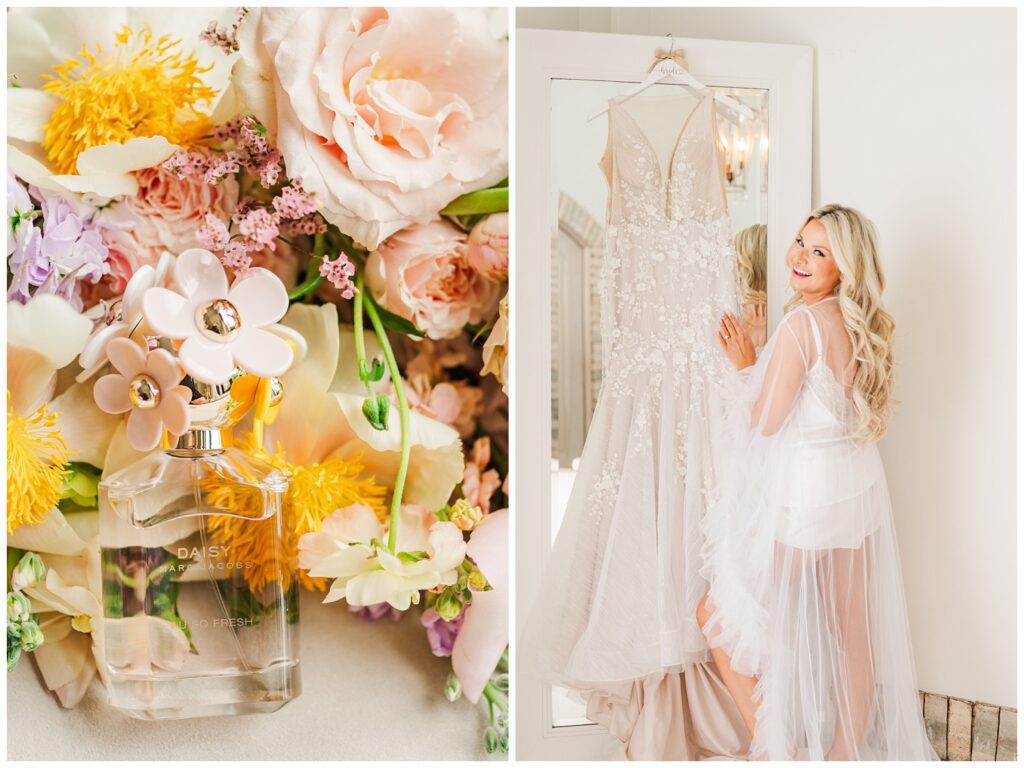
[609, 89, 714, 187]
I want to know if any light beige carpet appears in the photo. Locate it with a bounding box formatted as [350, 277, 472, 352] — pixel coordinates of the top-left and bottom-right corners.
[7, 590, 503, 761]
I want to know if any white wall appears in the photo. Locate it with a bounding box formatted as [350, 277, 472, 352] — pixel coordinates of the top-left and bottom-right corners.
[518, 7, 1017, 708]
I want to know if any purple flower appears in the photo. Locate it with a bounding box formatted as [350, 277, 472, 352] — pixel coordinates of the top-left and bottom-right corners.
[38, 193, 109, 282]
[347, 602, 403, 622]
[421, 605, 465, 657]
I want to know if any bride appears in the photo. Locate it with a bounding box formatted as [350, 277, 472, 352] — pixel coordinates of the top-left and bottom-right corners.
[696, 204, 937, 760]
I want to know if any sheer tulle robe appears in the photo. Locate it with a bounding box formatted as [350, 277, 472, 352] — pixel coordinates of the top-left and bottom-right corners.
[700, 297, 937, 760]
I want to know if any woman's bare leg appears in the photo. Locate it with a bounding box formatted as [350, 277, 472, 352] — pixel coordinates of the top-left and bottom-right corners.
[696, 592, 760, 739]
[822, 547, 875, 760]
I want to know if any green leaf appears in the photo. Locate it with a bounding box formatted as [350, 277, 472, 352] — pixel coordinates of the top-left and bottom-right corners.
[359, 358, 386, 383]
[439, 187, 508, 216]
[396, 550, 428, 563]
[367, 294, 426, 338]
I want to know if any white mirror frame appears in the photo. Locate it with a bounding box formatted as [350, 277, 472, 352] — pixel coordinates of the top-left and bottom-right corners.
[514, 28, 813, 760]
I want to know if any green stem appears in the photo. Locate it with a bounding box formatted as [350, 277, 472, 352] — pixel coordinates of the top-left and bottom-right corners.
[287, 232, 326, 301]
[482, 680, 508, 714]
[352, 275, 377, 401]
[362, 280, 411, 554]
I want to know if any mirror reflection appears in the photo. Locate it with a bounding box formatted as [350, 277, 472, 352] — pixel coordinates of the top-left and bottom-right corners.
[549, 78, 769, 727]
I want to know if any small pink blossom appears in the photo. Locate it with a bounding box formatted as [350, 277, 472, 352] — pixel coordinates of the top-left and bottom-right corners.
[462, 437, 502, 514]
[318, 253, 357, 299]
[235, 208, 279, 251]
[273, 184, 318, 219]
[197, 213, 231, 252]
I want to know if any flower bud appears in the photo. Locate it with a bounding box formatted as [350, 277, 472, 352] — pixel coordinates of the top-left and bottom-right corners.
[10, 551, 45, 592]
[467, 567, 490, 592]
[18, 620, 44, 652]
[7, 592, 32, 623]
[449, 498, 483, 532]
[483, 725, 500, 754]
[443, 672, 462, 702]
[435, 589, 463, 622]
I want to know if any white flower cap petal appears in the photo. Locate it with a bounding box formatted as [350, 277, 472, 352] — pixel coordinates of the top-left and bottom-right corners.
[178, 335, 235, 384]
[142, 287, 194, 339]
[231, 327, 294, 378]
[228, 267, 290, 328]
[173, 248, 229, 304]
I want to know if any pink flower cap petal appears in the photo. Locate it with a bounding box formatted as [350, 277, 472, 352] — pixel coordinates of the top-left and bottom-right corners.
[145, 348, 183, 392]
[126, 408, 163, 452]
[230, 326, 294, 377]
[142, 287, 195, 340]
[106, 338, 147, 379]
[179, 335, 235, 384]
[174, 248, 229, 305]
[228, 268, 290, 328]
[93, 373, 132, 414]
[157, 387, 192, 436]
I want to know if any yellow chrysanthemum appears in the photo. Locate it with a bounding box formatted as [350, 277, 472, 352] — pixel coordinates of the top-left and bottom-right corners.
[7, 396, 74, 533]
[40, 25, 216, 175]
[202, 435, 387, 593]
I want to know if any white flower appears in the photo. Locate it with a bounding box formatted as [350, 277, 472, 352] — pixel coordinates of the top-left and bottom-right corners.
[299, 504, 467, 611]
[7, 7, 236, 201]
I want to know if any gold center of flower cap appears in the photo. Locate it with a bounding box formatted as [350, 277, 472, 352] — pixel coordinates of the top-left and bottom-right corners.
[196, 299, 242, 343]
[128, 374, 162, 409]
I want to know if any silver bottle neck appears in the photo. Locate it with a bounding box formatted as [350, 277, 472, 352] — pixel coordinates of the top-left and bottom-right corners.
[164, 428, 231, 457]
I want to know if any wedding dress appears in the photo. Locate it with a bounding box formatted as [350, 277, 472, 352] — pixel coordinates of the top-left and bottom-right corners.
[700, 296, 938, 760]
[522, 90, 751, 759]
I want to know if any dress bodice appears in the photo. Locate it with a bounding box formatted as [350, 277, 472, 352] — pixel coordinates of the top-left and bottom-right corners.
[596, 90, 739, 396]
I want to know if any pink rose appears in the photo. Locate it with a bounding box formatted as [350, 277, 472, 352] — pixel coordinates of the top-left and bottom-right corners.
[125, 165, 238, 255]
[467, 213, 509, 282]
[366, 221, 501, 340]
[233, 7, 508, 249]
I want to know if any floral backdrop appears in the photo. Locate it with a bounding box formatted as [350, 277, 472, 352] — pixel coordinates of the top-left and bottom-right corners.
[6, 6, 509, 753]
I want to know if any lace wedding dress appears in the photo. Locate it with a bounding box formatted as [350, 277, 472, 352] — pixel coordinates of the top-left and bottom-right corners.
[700, 297, 938, 760]
[522, 90, 751, 759]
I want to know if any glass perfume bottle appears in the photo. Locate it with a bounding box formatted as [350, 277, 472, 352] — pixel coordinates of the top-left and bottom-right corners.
[98, 374, 300, 720]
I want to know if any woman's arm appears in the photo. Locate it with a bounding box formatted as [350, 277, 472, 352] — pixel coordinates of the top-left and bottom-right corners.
[750, 313, 811, 436]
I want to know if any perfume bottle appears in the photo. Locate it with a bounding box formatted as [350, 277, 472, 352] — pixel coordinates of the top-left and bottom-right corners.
[98, 373, 300, 720]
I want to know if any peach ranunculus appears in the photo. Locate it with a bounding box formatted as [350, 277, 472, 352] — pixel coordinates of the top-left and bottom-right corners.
[124, 165, 238, 256]
[232, 7, 508, 250]
[467, 213, 509, 282]
[366, 221, 502, 340]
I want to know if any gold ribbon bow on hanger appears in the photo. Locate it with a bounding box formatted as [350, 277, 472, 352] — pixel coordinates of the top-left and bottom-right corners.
[648, 48, 689, 73]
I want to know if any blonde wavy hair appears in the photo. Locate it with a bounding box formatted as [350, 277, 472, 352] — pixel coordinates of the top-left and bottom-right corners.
[784, 204, 896, 443]
[735, 223, 767, 306]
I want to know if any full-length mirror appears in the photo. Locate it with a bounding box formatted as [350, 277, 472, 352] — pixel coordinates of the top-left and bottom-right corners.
[549, 78, 769, 727]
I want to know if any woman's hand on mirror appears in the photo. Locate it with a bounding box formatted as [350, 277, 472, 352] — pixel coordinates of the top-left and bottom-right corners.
[718, 312, 757, 370]
[742, 302, 768, 348]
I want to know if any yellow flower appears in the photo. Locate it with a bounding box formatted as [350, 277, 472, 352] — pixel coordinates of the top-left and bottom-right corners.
[40, 25, 216, 175]
[6, 395, 74, 534]
[202, 435, 387, 593]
